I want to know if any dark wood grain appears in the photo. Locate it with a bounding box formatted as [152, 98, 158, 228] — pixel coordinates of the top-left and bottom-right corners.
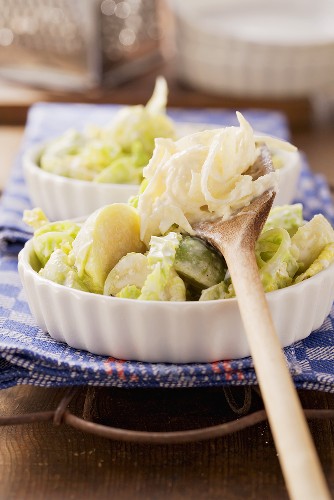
[0, 386, 333, 499]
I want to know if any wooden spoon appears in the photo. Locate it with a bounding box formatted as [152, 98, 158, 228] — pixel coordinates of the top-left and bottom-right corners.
[193, 146, 330, 500]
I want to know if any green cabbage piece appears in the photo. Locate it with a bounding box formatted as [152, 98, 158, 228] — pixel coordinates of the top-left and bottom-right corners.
[93, 156, 143, 184]
[39, 77, 175, 184]
[107, 76, 175, 155]
[76, 140, 121, 180]
[255, 227, 299, 291]
[131, 140, 151, 167]
[39, 249, 89, 291]
[93, 141, 150, 184]
[200, 209, 334, 301]
[116, 285, 141, 299]
[291, 214, 334, 272]
[138, 232, 184, 301]
[41, 136, 122, 181]
[263, 204, 304, 236]
[199, 281, 229, 301]
[200, 226, 300, 300]
[294, 242, 334, 283]
[32, 220, 81, 267]
[161, 269, 186, 301]
[39, 129, 85, 178]
[23, 208, 49, 230]
[128, 178, 148, 208]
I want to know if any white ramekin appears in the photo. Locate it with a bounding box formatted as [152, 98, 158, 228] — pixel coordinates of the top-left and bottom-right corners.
[273, 149, 301, 207]
[22, 143, 139, 221]
[22, 125, 302, 221]
[18, 239, 334, 363]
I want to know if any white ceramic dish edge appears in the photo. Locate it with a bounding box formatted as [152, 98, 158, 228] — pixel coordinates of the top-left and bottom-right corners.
[274, 149, 301, 207]
[170, 0, 334, 98]
[18, 239, 334, 363]
[22, 143, 139, 220]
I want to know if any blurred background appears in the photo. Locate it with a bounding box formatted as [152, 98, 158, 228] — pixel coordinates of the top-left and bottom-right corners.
[0, 0, 334, 185]
[0, 0, 164, 91]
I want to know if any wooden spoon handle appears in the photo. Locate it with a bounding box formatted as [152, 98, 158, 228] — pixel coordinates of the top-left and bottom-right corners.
[224, 246, 331, 500]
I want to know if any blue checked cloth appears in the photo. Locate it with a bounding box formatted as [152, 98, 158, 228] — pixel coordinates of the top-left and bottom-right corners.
[0, 103, 334, 391]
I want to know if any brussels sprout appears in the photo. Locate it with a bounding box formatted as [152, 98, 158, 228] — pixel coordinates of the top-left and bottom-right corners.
[174, 236, 226, 289]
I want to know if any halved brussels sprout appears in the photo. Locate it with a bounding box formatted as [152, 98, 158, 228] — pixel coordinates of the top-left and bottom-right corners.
[175, 236, 226, 289]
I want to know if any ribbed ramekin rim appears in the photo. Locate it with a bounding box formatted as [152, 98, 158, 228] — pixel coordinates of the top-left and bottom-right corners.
[22, 144, 140, 191]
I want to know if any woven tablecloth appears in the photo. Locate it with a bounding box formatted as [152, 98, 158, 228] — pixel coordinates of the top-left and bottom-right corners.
[0, 103, 333, 391]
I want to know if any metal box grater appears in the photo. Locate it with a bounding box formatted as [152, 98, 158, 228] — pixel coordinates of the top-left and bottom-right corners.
[0, 0, 162, 91]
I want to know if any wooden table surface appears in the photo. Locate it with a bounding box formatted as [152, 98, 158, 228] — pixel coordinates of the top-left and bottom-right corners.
[0, 70, 334, 499]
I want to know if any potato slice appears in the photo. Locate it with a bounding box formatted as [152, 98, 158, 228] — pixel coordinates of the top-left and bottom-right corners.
[104, 252, 149, 296]
[72, 203, 145, 293]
